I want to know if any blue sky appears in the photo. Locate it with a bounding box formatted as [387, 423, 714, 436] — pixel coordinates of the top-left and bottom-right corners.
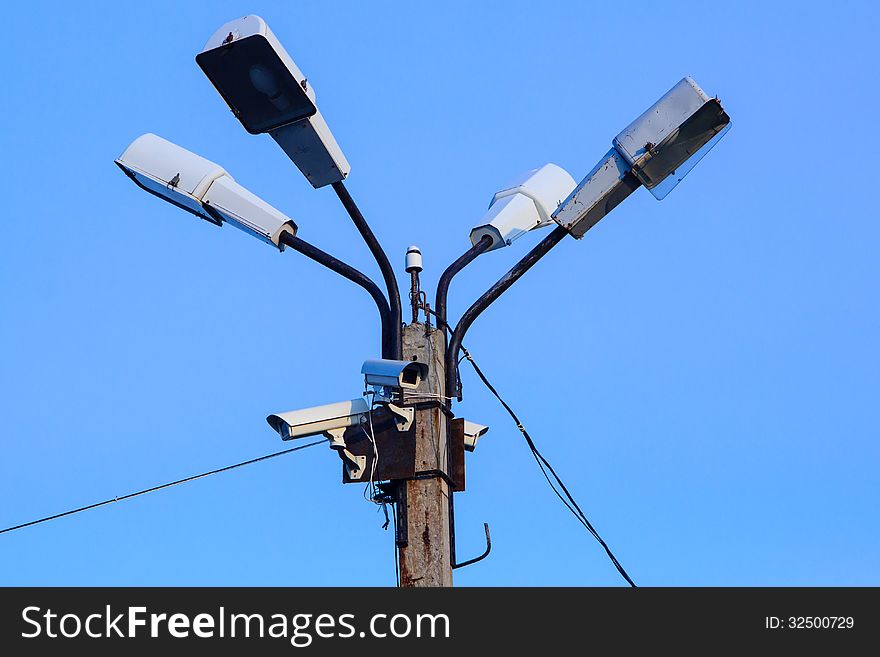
[1, 0, 877, 586]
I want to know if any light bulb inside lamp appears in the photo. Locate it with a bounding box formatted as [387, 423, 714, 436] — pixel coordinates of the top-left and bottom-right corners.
[249, 65, 290, 111]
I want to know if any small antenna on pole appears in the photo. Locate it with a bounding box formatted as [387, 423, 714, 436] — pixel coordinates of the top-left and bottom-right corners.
[406, 245, 424, 324]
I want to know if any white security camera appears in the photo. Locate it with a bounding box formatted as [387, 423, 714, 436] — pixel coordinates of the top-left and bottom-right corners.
[196, 15, 351, 189]
[470, 164, 576, 251]
[462, 421, 489, 452]
[553, 76, 730, 238]
[361, 359, 428, 391]
[266, 398, 370, 441]
[266, 398, 371, 479]
[116, 133, 298, 249]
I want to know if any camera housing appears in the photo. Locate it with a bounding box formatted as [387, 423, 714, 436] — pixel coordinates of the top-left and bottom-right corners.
[266, 398, 370, 441]
[361, 359, 428, 391]
[462, 420, 489, 452]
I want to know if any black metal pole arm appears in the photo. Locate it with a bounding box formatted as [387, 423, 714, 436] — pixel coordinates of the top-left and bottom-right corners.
[279, 232, 394, 359]
[331, 181, 402, 359]
[435, 235, 493, 333]
[445, 226, 568, 399]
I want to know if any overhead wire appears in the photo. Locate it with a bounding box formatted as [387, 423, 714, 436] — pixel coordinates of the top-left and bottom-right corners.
[426, 305, 635, 584]
[457, 340, 637, 587]
[361, 390, 383, 506]
[0, 439, 327, 536]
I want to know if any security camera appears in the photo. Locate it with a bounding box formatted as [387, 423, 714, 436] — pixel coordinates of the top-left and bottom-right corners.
[361, 359, 428, 391]
[266, 398, 370, 441]
[196, 15, 351, 189]
[266, 398, 371, 479]
[553, 76, 730, 238]
[116, 133, 298, 249]
[462, 421, 489, 452]
[470, 164, 576, 251]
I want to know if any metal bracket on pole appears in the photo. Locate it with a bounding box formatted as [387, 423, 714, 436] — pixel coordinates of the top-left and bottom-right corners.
[338, 450, 367, 480]
[385, 403, 415, 432]
[452, 521, 492, 570]
[325, 428, 367, 480]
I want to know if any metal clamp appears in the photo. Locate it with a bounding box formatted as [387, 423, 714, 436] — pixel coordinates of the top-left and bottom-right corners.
[326, 428, 367, 480]
[340, 451, 366, 480]
[385, 403, 415, 432]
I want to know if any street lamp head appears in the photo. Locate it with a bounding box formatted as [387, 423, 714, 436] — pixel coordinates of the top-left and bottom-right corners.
[470, 164, 576, 251]
[553, 76, 731, 238]
[115, 132, 226, 225]
[196, 15, 350, 188]
[115, 133, 297, 249]
[613, 77, 730, 199]
[196, 15, 316, 135]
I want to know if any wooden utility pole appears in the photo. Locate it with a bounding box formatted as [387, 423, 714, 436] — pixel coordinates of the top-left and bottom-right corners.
[397, 322, 453, 587]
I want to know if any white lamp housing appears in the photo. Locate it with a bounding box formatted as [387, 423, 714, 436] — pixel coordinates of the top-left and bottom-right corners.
[116, 133, 297, 249]
[197, 15, 351, 188]
[470, 164, 576, 251]
[116, 133, 225, 224]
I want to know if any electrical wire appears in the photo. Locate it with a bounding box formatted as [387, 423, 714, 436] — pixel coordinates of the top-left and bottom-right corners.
[0, 439, 327, 536]
[361, 391, 382, 505]
[459, 346, 637, 588]
[404, 393, 455, 401]
[431, 305, 634, 583]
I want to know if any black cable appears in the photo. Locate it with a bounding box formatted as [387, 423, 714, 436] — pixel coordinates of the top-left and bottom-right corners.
[459, 347, 637, 587]
[436, 306, 634, 583]
[0, 439, 327, 536]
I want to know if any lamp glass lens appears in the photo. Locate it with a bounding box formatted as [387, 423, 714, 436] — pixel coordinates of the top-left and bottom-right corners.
[634, 100, 731, 199]
[196, 35, 317, 134]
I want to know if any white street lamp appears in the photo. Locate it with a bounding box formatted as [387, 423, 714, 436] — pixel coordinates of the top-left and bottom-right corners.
[196, 15, 350, 189]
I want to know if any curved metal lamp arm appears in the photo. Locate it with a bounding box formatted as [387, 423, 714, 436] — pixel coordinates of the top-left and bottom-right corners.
[279, 232, 394, 359]
[435, 235, 493, 333]
[331, 182, 402, 359]
[445, 226, 568, 400]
